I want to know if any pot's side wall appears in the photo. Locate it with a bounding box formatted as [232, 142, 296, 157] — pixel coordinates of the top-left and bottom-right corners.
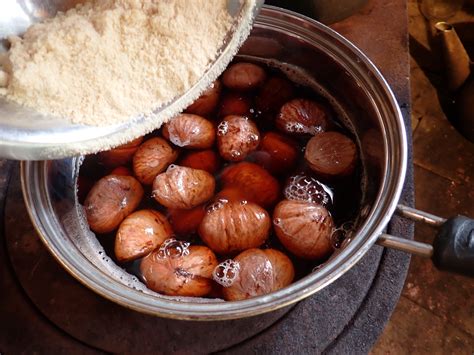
[266, 0, 369, 24]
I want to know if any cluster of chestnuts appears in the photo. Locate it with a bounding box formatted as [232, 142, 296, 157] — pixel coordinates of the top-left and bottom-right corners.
[81, 61, 359, 301]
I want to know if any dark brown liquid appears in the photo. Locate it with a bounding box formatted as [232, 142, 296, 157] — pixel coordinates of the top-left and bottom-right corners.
[78, 62, 362, 288]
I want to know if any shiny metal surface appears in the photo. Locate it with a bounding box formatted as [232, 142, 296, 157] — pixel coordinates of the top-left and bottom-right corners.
[376, 205, 446, 258]
[377, 234, 434, 258]
[0, 0, 263, 160]
[396, 204, 446, 227]
[21, 6, 408, 320]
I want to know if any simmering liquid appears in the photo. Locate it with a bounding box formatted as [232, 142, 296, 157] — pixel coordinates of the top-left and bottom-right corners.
[78, 60, 363, 296]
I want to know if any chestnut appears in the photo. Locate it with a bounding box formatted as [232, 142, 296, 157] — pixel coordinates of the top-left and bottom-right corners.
[219, 248, 295, 301]
[222, 62, 267, 91]
[84, 175, 144, 234]
[152, 165, 215, 209]
[98, 137, 143, 168]
[220, 162, 280, 208]
[276, 98, 331, 136]
[179, 149, 220, 174]
[198, 200, 271, 254]
[168, 205, 206, 236]
[273, 200, 334, 259]
[115, 210, 173, 262]
[255, 76, 295, 113]
[252, 132, 298, 175]
[218, 92, 252, 118]
[215, 186, 247, 203]
[185, 80, 221, 116]
[304, 131, 358, 178]
[140, 241, 218, 297]
[133, 137, 178, 185]
[162, 114, 215, 149]
[217, 115, 260, 162]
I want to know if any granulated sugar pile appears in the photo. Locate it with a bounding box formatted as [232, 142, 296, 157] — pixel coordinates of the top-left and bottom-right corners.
[0, 0, 232, 126]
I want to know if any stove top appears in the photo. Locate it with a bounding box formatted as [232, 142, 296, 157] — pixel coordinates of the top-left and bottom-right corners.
[0, 1, 412, 353]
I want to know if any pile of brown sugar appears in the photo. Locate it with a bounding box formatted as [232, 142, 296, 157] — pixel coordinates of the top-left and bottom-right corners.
[0, 0, 232, 126]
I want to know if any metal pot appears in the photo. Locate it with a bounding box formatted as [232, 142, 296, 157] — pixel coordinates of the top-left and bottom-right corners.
[266, 0, 369, 24]
[20, 6, 474, 321]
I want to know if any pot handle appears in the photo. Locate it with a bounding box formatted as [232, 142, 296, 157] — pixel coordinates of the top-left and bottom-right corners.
[376, 204, 474, 277]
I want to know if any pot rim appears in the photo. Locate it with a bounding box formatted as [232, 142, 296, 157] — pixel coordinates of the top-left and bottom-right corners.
[21, 5, 407, 320]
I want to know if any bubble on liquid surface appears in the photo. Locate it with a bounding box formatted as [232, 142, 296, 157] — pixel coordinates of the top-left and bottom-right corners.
[213, 259, 240, 287]
[330, 228, 345, 249]
[157, 238, 190, 259]
[248, 133, 259, 142]
[330, 222, 355, 249]
[217, 121, 228, 136]
[284, 174, 333, 206]
[206, 198, 228, 213]
[230, 150, 242, 159]
[308, 125, 323, 135]
[285, 122, 305, 134]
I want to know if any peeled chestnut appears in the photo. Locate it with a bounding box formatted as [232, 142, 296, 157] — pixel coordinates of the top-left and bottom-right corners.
[162, 114, 215, 149]
[179, 149, 220, 174]
[84, 175, 144, 234]
[140, 241, 218, 297]
[219, 248, 295, 301]
[168, 205, 206, 236]
[218, 92, 252, 118]
[222, 62, 267, 91]
[284, 173, 333, 208]
[304, 131, 357, 177]
[185, 80, 221, 116]
[276, 98, 331, 136]
[98, 137, 143, 168]
[198, 200, 271, 254]
[273, 200, 334, 259]
[217, 115, 260, 162]
[152, 165, 215, 209]
[220, 162, 280, 208]
[252, 132, 298, 175]
[133, 137, 178, 185]
[115, 210, 173, 262]
[255, 76, 295, 113]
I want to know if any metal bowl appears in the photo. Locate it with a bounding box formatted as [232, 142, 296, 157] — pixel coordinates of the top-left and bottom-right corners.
[21, 6, 407, 320]
[0, 0, 263, 160]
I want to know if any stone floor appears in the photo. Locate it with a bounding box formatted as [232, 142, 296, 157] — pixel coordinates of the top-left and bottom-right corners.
[372, 1, 474, 354]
